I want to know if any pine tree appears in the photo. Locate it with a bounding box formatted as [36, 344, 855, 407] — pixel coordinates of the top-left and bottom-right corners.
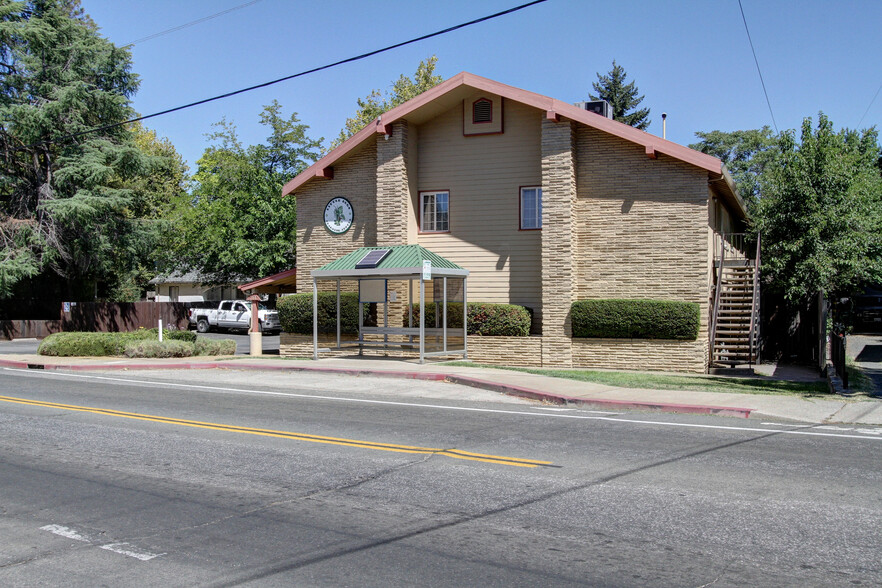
[589, 60, 651, 130]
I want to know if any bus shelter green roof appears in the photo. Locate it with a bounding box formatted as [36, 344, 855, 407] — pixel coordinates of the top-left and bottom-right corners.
[312, 245, 468, 278]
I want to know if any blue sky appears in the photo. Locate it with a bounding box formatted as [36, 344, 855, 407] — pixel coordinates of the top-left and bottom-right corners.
[82, 0, 882, 171]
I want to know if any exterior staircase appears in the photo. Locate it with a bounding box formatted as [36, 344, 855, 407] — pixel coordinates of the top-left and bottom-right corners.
[710, 234, 761, 368]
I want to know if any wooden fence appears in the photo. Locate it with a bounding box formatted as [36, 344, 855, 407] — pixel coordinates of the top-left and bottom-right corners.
[1, 302, 193, 340]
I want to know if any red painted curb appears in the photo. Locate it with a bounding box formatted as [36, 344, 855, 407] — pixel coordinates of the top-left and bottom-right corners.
[0, 358, 752, 418]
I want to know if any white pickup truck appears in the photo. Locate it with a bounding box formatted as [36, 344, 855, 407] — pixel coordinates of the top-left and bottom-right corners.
[189, 300, 281, 335]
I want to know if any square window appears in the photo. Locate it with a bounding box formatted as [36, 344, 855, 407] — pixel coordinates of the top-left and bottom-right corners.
[421, 191, 450, 232]
[520, 187, 542, 230]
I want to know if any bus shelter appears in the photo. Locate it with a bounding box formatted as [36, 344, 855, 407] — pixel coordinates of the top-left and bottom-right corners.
[310, 245, 469, 364]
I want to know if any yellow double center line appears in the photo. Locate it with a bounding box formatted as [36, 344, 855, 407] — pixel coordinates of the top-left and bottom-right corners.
[0, 394, 553, 468]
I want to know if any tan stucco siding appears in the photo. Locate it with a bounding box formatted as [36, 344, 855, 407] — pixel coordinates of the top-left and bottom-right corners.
[294, 143, 378, 292]
[415, 100, 542, 314]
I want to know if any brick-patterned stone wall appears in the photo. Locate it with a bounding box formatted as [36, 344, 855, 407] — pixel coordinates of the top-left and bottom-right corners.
[376, 120, 410, 247]
[467, 336, 543, 366]
[573, 127, 710, 371]
[294, 143, 378, 293]
[540, 118, 576, 367]
[572, 338, 707, 373]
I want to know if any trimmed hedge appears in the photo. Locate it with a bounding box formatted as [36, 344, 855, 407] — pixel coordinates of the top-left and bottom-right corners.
[38, 329, 229, 357]
[571, 299, 699, 340]
[277, 292, 373, 335]
[405, 302, 532, 336]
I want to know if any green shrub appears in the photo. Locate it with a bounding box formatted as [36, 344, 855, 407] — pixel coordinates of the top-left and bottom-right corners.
[194, 338, 237, 356]
[404, 302, 532, 336]
[571, 299, 699, 340]
[37, 329, 197, 356]
[124, 339, 194, 358]
[277, 292, 372, 334]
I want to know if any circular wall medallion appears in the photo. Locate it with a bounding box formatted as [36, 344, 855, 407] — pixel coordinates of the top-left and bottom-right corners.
[324, 197, 354, 234]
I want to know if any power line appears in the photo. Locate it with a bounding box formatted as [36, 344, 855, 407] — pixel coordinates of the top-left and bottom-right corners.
[737, 0, 778, 133]
[122, 0, 264, 47]
[856, 80, 882, 128]
[20, 0, 547, 152]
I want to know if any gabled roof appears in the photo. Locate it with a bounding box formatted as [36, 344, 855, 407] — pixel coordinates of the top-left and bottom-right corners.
[313, 245, 467, 278]
[238, 267, 297, 294]
[283, 71, 743, 215]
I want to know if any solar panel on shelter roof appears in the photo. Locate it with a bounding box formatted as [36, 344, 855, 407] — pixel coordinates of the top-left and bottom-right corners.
[355, 249, 391, 269]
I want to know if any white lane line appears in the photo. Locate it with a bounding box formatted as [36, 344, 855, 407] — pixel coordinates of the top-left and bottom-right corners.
[40, 524, 90, 542]
[5, 368, 882, 441]
[99, 542, 164, 561]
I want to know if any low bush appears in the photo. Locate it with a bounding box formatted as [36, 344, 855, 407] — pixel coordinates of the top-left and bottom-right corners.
[38, 329, 198, 357]
[277, 292, 371, 334]
[571, 299, 699, 340]
[404, 302, 532, 336]
[194, 338, 236, 356]
[124, 339, 194, 358]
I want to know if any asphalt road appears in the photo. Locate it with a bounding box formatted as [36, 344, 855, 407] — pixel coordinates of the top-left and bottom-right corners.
[0, 367, 880, 586]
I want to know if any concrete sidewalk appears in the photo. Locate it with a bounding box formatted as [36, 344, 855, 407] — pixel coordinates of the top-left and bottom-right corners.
[2, 353, 881, 425]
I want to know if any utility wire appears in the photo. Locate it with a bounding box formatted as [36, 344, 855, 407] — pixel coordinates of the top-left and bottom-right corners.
[20, 0, 547, 152]
[856, 80, 882, 128]
[122, 0, 264, 47]
[737, 0, 778, 133]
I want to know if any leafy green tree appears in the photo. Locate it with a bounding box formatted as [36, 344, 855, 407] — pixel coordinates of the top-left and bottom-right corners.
[165, 101, 322, 284]
[331, 56, 443, 149]
[754, 113, 882, 302]
[589, 60, 651, 130]
[0, 0, 157, 299]
[690, 127, 779, 210]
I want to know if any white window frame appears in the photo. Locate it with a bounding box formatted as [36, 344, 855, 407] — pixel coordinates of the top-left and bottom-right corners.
[520, 186, 542, 230]
[420, 191, 450, 233]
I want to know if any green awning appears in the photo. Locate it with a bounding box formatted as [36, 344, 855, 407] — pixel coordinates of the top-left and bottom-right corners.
[312, 245, 467, 278]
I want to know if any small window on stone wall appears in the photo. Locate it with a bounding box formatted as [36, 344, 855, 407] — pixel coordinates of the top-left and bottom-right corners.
[472, 98, 492, 124]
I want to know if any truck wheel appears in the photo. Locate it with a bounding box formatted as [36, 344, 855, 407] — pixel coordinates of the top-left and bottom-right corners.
[196, 318, 210, 333]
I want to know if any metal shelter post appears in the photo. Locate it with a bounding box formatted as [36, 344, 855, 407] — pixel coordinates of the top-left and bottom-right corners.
[443, 277, 448, 353]
[358, 280, 364, 356]
[312, 278, 318, 360]
[408, 279, 413, 344]
[336, 279, 341, 349]
[419, 277, 425, 364]
[463, 277, 468, 360]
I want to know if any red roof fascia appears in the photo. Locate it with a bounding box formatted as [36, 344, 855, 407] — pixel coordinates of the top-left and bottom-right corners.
[238, 267, 297, 292]
[282, 72, 725, 197]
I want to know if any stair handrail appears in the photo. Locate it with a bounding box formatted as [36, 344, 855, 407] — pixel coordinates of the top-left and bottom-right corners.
[748, 232, 761, 366]
[710, 231, 727, 365]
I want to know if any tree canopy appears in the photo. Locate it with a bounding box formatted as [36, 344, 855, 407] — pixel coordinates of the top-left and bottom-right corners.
[0, 0, 176, 300]
[754, 114, 882, 302]
[690, 127, 778, 210]
[163, 101, 322, 285]
[330, 56, 443, 149]
[589, 60, 651, 130]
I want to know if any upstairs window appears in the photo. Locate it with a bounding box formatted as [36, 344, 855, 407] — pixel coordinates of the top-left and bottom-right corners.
[520, 187, 542, 230]
[472, 98, 493, 124]
[421, 191, 450, 233]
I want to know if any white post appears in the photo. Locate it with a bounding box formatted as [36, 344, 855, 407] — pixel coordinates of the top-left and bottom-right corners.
[443, 277, 447, 353]
[463, 277, 468, 360]
[158, 319, 163, 342]
[419, 277, 425, 364]
[313, 278, 319, 360]
[336, 279, 341, 349]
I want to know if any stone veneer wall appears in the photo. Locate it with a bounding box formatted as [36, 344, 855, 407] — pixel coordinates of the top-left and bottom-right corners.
[572, 338, 707, 373]
[280, 333, 704, 372]
[294, 142, 378, 293]
[573, 126, 711, 372]
[540, 118, 576, 367]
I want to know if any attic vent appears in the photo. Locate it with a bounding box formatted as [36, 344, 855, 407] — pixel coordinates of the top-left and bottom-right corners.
[472, 98, 492, 123]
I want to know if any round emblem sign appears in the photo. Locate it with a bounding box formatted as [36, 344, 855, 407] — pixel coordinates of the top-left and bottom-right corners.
[324, 197, 353, 234]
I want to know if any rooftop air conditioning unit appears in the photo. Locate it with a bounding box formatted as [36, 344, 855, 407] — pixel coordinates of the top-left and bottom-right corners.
[574, 100, 613, 119]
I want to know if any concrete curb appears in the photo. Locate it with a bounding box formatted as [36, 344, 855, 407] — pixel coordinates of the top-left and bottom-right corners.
[0, 358, 752, 419]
